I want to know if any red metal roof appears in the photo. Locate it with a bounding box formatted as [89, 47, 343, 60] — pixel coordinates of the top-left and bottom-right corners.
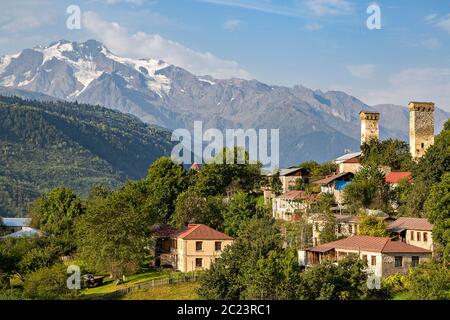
[307, 235, 430, 254]
[175, 224, 234, 241]
[388, 217, 433, 232]
[385, 172, 412, 184]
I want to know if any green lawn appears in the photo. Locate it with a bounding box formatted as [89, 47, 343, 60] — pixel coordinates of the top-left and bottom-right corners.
[118, 282, 199, 300]
[81, 270, 198, 299]
[81, 271, 167, 297]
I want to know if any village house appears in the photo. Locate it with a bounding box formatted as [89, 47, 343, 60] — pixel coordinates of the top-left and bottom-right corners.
[388, 217, 433, 251]
[301, 235, 431, 278]
[272, 190, 319, 221]
[278, 167, 310, 193]
[313, 172, 354, 204]
[152, 224, 178, 268]
[334, 152, 362, 174]
[169, 224, 234, 273]
[309, 214, 360, 246]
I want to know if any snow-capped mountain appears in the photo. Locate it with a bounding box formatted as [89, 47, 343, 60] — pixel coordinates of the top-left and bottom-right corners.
[1, 40, 448, 166]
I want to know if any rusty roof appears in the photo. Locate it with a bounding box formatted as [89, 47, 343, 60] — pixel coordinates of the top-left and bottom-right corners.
[175, 224, 234, 241]
[388, 217, 433, 232]
[307, 235, 430, 254]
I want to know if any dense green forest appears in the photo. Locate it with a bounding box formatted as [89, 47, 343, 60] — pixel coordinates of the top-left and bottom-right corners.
[0, 96, 174, 216]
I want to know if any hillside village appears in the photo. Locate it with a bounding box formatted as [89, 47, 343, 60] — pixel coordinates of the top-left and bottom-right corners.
[0, 99, 448, 300]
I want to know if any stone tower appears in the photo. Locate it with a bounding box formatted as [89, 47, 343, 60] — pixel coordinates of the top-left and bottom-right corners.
[409, 102, 435, 158]
[359, 111, 380, 145]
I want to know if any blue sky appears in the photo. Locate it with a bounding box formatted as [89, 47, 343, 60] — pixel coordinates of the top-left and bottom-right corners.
[1, 0, 450, 110]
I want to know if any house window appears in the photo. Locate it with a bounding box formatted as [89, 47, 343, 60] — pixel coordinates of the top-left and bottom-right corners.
[362, 255, 368, 265]
[410, 231, 414, 241]
[348, 225, 353, 234]
[215, 241, 222, 251]
[421, 143, 425, 149]
[315, 223, 319, 232]
[196, 241, 203, 251]
[371, 256, 376, 266]
[337, 224, 342, 234]
[395, 256, 403, 268]
[423, 233, 428, 242]
[195, 258, 203, 268]
[417, 232, 421, 242]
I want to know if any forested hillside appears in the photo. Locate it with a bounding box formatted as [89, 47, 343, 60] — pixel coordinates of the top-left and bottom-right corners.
[0, 96, 173, 216]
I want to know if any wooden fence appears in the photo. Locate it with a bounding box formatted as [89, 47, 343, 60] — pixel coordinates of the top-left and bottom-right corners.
[100, 275, 196, 299]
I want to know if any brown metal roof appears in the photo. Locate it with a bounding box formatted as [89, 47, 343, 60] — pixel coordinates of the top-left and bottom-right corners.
[307, 235, 430, 254]
[276, 190, 319, 201]
[313, 172, 354, 185]
[335, 214, 359, 224]
[388, 217, 433, 232]
[175, 224, 234, 241]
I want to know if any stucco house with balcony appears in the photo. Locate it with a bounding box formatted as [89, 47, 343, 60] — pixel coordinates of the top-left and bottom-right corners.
[302, 235, 431, 278]
[272, 190, 319, 221]
[388, 217, 433, 251]
[169, 224, 234, 273]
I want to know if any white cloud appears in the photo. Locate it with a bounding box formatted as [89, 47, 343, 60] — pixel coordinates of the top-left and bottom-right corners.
[82, 12, 252, 79]
[196, 0, 353, 18]
[224, 19, 243, 30]
[0, 0, 55, 32]
[346, 64, 376, 79]
[437, 15, 450, 34]
[304, 23, 323, 31]
[304, 0, 353, 17]
[424, 13, 437, 23]
[356, 68, 450, 110]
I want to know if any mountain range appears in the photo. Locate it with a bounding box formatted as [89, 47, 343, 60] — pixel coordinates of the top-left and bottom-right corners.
[0, 39, 449, 167]
[0, 95, 173, 216]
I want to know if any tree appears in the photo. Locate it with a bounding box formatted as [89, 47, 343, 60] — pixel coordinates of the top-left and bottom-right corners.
[241, 248, 302, 300]
[145, 157, 189, 222]
[29, 187, 84, 253]
[358, 213, 389, 237]
[425, 173, 450, 262]
[223, 192, 257, 237]
[361, 139, 413, 171]
[198, 217, 281, 300]
[17, 242, 61, 275]
[297, 255, 389, 300]
[194, 147, 262, 196]
[319, 212, 338, 244]
[404, 262, 450, 300]
[293, 178, 304, 191]
[23, 263, 79, 300]
[76, 180, 155, 281]
[344, 166, 391, 212]
[0, 217, 5, 236]
[171, 190, 224, 230]
[309, 193, 337, 243]
[269, 171, 283, 195]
